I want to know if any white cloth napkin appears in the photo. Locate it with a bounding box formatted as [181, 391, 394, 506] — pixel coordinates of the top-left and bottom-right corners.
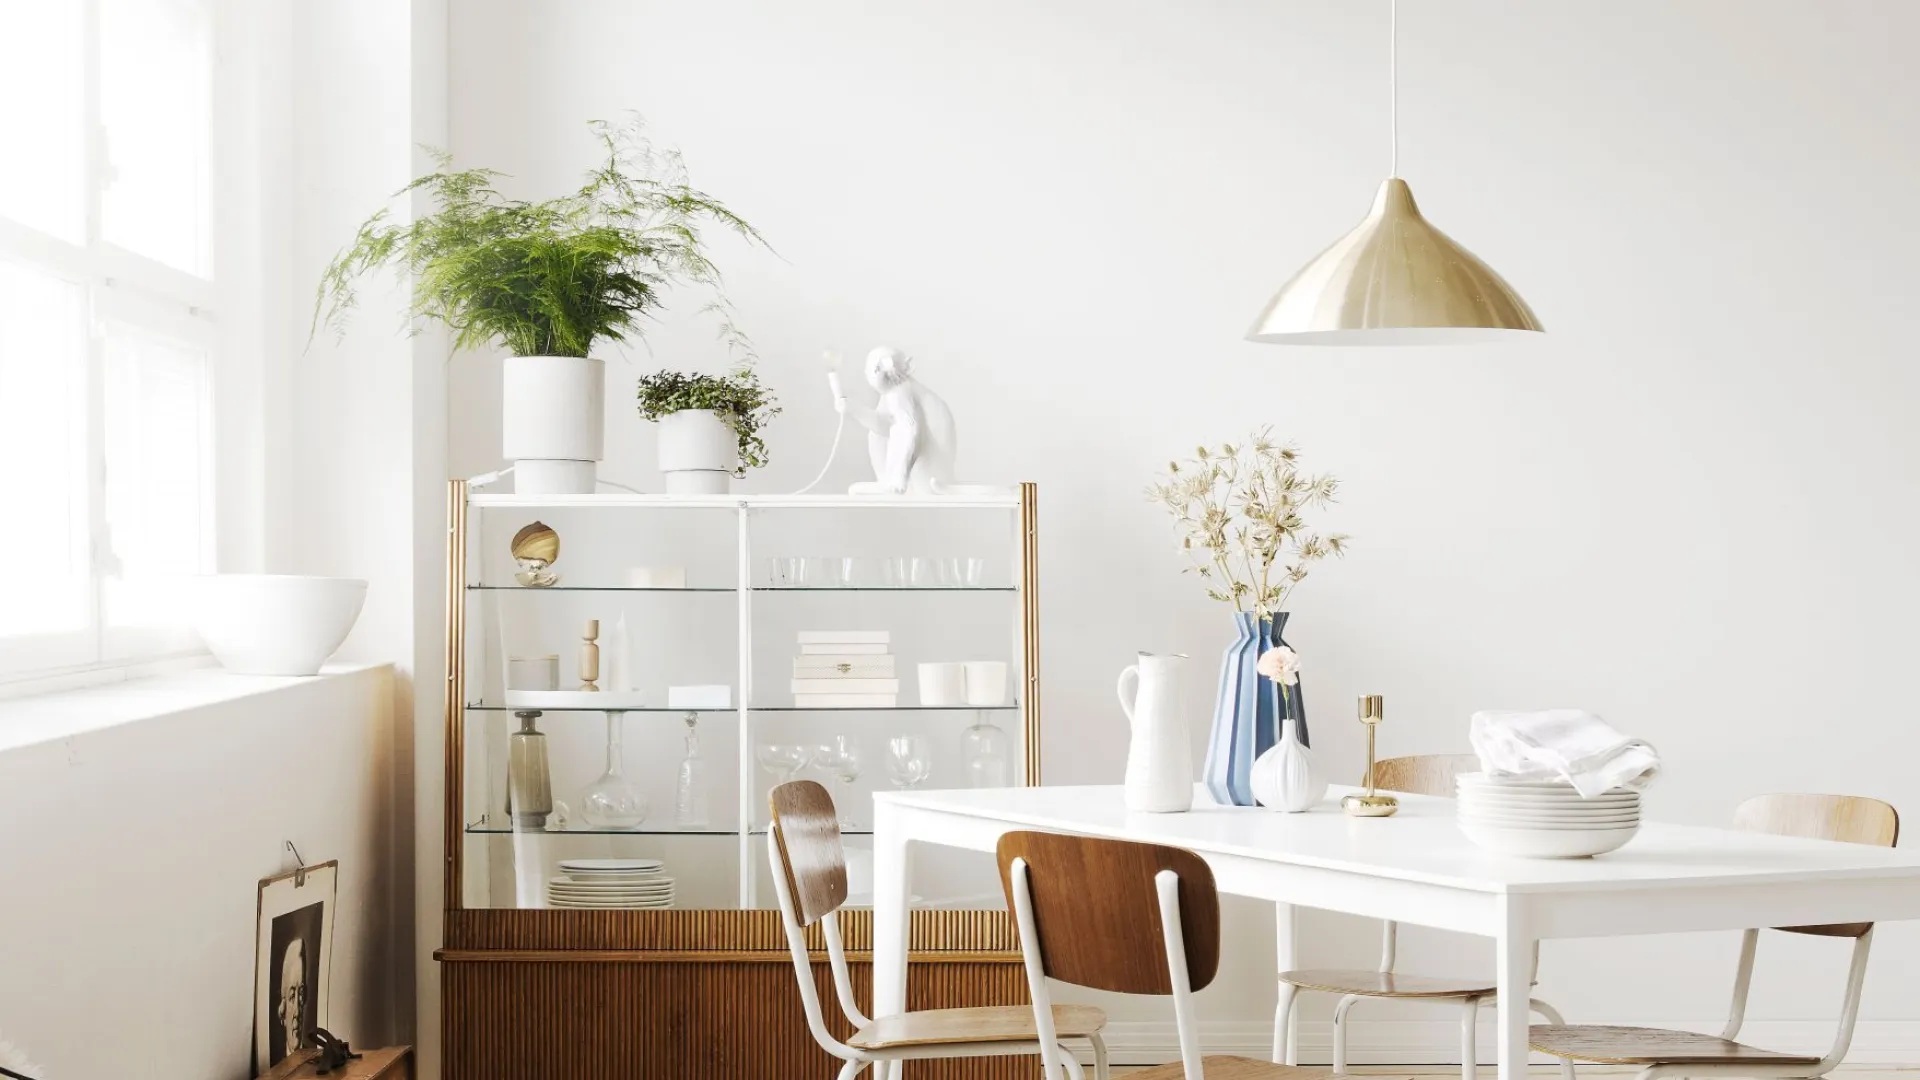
[1469, 709, 1660, 797]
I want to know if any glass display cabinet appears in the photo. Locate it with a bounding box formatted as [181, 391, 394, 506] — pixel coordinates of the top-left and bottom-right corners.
[437, 481, 1041, 1080]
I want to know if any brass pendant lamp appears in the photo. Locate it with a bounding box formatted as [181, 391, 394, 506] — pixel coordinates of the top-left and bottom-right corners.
[1246, 1, 1542, 345]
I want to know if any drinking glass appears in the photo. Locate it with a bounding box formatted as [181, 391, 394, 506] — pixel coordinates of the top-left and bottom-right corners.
[767, 557, 804, 588]
[881, 557, 911, 587]
[813, 734, 865, 827]
[757, 742, 810, 786]
[909, 557, 940, 588]
[886, 734, 933, 790]
[807, 556, 850, 588]
[960, 557, 987, 588]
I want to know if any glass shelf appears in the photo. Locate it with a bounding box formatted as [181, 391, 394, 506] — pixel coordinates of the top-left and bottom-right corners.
[465, 825, 740, 836]
[467, 584, 1014, 593]
[468, 584, 736, 592]
[756, 704, 1020, 712]
[464, 825, 877, 837]
[466, 703, 1020, 713]
[465, 704, 736, 713]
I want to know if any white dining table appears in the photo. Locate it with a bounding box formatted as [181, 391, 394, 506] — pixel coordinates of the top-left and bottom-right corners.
[871, 783, 1920, 1080]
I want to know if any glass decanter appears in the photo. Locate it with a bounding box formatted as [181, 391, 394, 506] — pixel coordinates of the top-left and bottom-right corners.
[581, 712, 648, 829]
[962, 715, 1010, 788]
[675, 713, 711, 828]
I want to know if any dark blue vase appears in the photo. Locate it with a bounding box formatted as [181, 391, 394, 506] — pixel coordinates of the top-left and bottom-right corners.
[1202, 612, 1309, 805]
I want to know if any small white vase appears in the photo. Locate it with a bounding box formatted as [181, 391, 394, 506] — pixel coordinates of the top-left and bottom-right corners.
[501, 355, 605, 494]
[1249, 717, 1326, 813]
[656, 409, 737, 494]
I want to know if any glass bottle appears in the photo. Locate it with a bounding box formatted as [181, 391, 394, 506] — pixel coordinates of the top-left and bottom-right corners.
[962, 715, 1010, 788]
[581, 712, 648, 829]
[675, 713, 711, 828]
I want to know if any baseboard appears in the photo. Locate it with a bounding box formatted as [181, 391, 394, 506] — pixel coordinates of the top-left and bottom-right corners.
[1088, 1020, 1920, 1067]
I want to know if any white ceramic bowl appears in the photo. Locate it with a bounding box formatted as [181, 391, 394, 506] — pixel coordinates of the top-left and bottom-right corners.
[1459, 820, 1639, 858]
[192, 574, 367, 675]
[1460, 815, 1640, 831]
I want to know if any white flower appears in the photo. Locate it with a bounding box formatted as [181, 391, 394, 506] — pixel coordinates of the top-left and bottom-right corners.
[1257, 645, 1300, 686]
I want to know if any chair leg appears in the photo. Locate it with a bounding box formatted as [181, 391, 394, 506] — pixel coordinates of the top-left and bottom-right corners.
[1089, 1033, 1110, 1080]
[1460, 995, 1483, 1080]
[1528, 999, 1575, 1080]
[1274, 982, 1300, 1065]
[1058, 1045, 1086, 1080]
[834, 1060, 867, 1080]
[1332, 994, 1363, 1074]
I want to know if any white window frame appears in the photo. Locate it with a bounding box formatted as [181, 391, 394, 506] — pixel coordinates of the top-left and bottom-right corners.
[0, 0, 225, 685]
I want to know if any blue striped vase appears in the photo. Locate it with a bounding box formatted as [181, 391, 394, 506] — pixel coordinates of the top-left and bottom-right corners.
[1202, 612, 1309, 805]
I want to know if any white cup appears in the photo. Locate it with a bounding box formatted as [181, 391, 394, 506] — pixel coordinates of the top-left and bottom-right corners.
[507, 655, 560, 691]
[917, 662, 967, 706]
[962, 661, 1009, 706]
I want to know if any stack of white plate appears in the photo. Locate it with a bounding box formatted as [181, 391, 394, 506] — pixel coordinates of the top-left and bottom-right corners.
[547, 858, 675, 909]
[1457, 773, 1641, 858]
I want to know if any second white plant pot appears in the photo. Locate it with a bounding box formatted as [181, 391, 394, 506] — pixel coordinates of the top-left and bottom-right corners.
[501, 355, 605, 494]
[656, 409, 737, 494]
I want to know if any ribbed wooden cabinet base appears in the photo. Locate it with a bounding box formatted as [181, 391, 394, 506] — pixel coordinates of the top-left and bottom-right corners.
[439, 909, 1032, 1080]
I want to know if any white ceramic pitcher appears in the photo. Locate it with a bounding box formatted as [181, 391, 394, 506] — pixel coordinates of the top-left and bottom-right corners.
[1117, 652, 1193, 812]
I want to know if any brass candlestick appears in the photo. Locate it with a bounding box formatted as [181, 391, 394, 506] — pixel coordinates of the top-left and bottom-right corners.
[1341, 694, 1399, 817]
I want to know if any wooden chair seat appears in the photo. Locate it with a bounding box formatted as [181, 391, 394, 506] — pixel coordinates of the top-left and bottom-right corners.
[1529, 1025, 1821, 1065]
[1128, 1056, 1343, 1080]
[847, 1003, 1106, 1050]
[1280, 967, 1497, 999]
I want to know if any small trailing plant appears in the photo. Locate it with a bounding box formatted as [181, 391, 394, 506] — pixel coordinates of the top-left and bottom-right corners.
[636, 368, 781, 474]
[1147, 428, 1349, 617]
[310, 116, 767, 360]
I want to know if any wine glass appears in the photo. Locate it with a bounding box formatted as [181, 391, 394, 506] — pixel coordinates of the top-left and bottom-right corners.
[813, 734, 865, 827]
[886, 734, 933, 790]
[757, 742, 810, 787]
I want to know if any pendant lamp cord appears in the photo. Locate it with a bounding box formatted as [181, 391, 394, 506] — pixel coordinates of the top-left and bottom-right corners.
[1389, 0, 1398, 177]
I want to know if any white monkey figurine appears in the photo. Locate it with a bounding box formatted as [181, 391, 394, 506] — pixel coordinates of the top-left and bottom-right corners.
[839, 347, 1000, 496]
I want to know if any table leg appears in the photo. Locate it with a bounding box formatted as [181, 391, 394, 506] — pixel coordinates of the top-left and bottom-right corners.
[872, 803, 914, 1080]
[1274, 901, 1298, 1065]
[1495, 901, 1533, 1080]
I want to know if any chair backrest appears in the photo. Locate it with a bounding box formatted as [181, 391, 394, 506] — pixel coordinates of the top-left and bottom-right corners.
[996, 830, 1219, 994]
[1733, 792, 1900, 937]
[1365, 753, 1481, 797]
[769, 780, 848, 926]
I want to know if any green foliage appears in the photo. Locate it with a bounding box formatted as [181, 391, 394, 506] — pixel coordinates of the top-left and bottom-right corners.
[311, 117, 767, 359]
[636, 368, 781, 473]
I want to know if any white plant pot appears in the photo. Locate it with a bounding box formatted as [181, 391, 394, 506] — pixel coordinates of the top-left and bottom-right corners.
[656, 409, 737, 494]
[191, 575, 368, 676]
[501, 355, 605, 494]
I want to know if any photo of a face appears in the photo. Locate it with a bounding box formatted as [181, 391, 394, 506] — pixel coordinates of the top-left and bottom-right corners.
[267, 901, 324, 1066]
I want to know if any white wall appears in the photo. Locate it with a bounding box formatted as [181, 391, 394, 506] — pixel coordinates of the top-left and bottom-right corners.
[279, 1, 451, 1073]
[441, 0, 1920, 1060]
[0, 667, 397, 1080]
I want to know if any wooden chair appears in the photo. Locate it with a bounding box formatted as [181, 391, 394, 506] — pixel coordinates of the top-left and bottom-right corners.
[1530, 793, 1900, 1080]
[1274, 754, 1571, 1080]
[999, 830, 1368, 1080]
[767, 781, 1109, 1080]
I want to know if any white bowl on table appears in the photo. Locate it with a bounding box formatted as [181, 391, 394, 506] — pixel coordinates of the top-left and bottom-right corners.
[1459, 820, 1639, 858]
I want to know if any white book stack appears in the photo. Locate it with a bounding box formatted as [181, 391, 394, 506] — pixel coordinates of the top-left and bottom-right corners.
[793, 630, 897, 708]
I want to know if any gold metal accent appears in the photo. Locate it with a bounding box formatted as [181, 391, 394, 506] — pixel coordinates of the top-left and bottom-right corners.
[1343, 693, 1399, 817]
[1018, 481, 1042, 786]
[1246, 178, 1543, 345]
[443, 480, 469, 906]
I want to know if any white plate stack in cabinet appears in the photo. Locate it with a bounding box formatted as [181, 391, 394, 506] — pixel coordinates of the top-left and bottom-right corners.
[792, 630, 898, 707]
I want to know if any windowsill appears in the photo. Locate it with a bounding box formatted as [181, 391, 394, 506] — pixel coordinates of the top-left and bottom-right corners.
[0, 661, 391, 755]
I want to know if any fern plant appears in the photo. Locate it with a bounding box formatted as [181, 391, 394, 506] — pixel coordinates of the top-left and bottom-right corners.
[636, 368, 781, 473]
[311, 117, 766, 359]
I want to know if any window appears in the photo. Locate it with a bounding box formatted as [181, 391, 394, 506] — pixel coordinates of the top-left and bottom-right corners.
[0, 0, 218, 679]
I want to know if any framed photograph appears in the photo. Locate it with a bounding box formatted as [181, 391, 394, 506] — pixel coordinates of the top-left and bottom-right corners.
[253, 861, 338, 1074]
